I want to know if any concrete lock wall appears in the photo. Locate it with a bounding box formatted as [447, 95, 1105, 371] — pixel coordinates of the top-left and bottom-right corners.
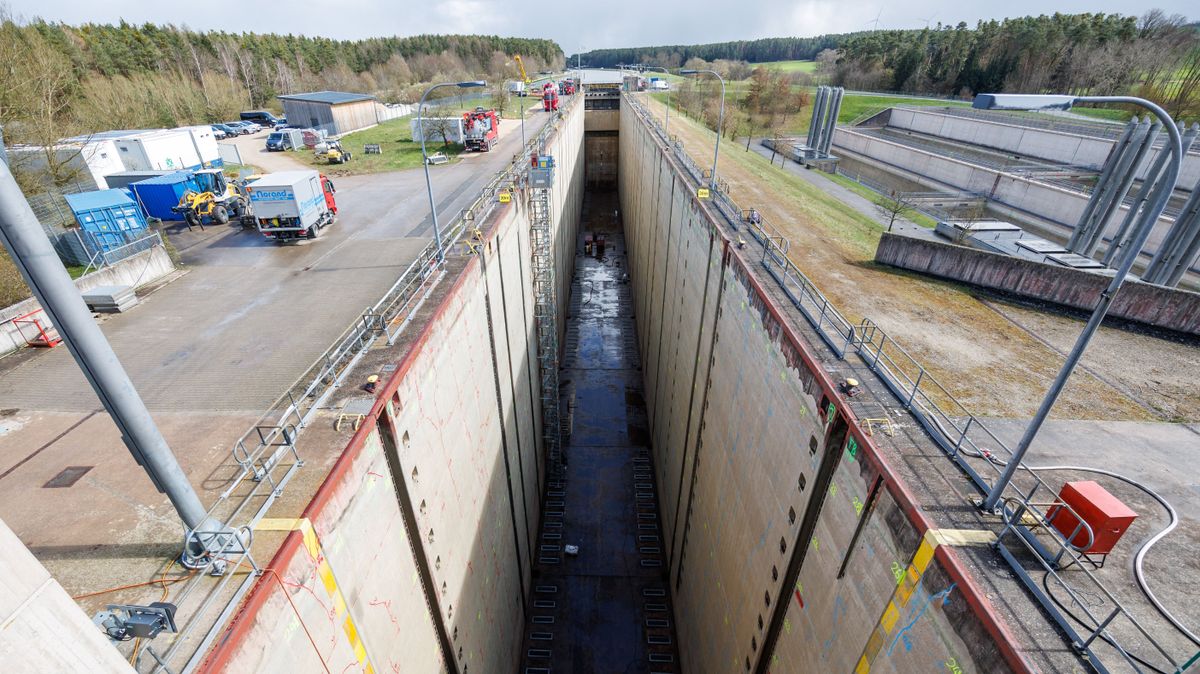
[876, 232, 1200, 335]
[201, 100, 584, 674]
[887, 107, 1200, 188]
[834, 127, 1178, 257]
[620, 100, 1024, 674]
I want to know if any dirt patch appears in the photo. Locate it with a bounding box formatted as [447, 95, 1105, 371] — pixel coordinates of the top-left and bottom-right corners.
[644, 98, 1195, 422]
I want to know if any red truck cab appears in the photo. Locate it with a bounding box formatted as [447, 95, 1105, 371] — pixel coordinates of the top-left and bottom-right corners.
[321, 174, 338, 215]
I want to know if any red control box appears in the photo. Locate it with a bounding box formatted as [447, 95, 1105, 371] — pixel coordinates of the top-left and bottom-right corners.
[1047, 481, 1137, 555]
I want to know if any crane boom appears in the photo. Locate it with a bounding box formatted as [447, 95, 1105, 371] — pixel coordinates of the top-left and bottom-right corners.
[514, 55, 531, 84]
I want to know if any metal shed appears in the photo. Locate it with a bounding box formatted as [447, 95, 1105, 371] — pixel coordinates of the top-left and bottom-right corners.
[277, 91, 379, 137]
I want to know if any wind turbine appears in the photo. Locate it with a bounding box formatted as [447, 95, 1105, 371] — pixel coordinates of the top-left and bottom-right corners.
[919, 14, 936, 28]
[867, 9, 883, 32]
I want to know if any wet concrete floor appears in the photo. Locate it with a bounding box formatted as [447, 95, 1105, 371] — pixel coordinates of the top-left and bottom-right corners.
[520, 188, 681, 672]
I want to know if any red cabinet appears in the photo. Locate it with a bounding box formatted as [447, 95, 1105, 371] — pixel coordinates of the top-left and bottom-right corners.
[1047, 480, 1137, 555]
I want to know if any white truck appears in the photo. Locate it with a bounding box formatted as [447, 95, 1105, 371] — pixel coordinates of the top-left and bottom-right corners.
[245, 170, 338, 242]
[506, 80, 527, 97]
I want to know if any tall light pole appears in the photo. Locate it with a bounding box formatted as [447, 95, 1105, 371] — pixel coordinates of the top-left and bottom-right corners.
[419, 80, 486, 262]
[644, 66, 673, 135]
[974, 94, 1183, 512]
[681, 68, 725, 190]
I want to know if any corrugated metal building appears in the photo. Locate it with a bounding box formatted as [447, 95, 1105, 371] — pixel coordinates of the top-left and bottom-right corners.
[277, 91, 379, 137]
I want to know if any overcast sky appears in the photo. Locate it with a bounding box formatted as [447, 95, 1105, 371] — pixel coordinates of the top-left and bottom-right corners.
[6, 0, 1194, 52]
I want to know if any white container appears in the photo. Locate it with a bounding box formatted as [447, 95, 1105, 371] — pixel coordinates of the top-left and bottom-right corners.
[114, 130, 202, 172]
[176, 126, 222, 167]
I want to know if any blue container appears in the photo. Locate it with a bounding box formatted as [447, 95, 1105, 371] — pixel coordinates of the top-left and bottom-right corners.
[129, 171, 193, 221]
[64, 190, 150, 253]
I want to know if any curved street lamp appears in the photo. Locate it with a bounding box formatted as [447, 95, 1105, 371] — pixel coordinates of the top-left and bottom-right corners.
[681, 68, 725, 190]
[974, 94, 1183, 511]
[418, 80, 486, 262]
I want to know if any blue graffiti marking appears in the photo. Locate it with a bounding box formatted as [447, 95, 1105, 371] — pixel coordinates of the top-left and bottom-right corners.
[820, 595, 847, 659]
[887, 583, 957, 657]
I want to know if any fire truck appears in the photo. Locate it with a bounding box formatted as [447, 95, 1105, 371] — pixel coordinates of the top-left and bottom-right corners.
[542, 82, 559, 112]
[462, 107, 500, 152]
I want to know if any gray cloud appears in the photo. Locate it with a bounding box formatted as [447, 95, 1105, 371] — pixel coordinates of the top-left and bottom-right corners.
[7, 0, 1195, 51]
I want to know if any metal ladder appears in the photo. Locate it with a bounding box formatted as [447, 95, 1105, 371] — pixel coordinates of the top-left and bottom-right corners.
[529, 181, 563, 481]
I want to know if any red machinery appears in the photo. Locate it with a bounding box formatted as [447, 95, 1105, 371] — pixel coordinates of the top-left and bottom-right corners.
[559, 79, 576, 96]
[462, 107, 499, 152]
[542, 83, 559, 112]
[1046, 480, 1137, 566]
[11, 309, 62, 347]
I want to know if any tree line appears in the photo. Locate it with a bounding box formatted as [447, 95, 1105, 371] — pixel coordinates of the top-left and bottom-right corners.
[831, 11, 1200, 117]
[0, 9, 562, 175]
[571, 35, 849, 69]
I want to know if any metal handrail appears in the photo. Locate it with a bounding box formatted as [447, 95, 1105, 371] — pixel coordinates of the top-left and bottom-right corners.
[624, 91, 1188, 673]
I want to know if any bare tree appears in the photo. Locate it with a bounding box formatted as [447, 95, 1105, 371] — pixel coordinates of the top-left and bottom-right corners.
[490, 82, 510, 118]
[874, 190, 917, 232]
[421, 116, 459, 147]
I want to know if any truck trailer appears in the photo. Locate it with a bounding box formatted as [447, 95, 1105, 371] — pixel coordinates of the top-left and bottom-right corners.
[246, 170, 338, 242]
[114, 130, 203, 172]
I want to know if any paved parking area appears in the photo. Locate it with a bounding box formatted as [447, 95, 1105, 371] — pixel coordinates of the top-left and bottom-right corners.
[0, 107, 557, 598]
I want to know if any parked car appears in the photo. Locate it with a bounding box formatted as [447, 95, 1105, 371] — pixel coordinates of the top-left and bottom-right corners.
[229, 121, 261, 134]
[265, 129, 304, 151]
[210, 126, 229, 139]
[211, 123, 241, 138]
[240, 110, 285, 126]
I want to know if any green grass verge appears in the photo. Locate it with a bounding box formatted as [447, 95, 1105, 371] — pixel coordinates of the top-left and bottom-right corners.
[299, 116, 466, 174]
[757, 60, 818, 74]
[822, 172, 939, 229]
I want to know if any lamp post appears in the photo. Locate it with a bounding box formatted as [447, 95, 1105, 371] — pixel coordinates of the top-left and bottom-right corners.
[419, 80, 486, 262]
[974, 94, 1183, 512]
[681, 68, 725, 190]
[643, 66, 673, 135]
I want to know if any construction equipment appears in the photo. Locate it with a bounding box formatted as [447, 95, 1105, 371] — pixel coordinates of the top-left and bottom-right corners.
[315, 140, 353, 165]
[513, 55, 531, 96]
[462, 107, 500, 152]
[559, 79, 576, 96]
[542, 82, 559, 112]
[246, 170, 338, 242]
[171, 169, 250, 228]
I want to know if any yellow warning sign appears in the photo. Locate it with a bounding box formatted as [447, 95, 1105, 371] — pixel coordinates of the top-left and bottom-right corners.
[499, 192, 512, 203]
[697, 188, 711, 200]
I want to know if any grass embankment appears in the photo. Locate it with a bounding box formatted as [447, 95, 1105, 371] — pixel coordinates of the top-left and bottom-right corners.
[643, 95, 1159, 421]
[758, 60, 818, 74]
[300, 116, 465, 174]
[296, 96, 535, 175]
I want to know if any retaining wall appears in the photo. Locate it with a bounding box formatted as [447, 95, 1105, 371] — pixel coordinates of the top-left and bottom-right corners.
[0, 243, 175, 356]
[200, 99, 584, 674]
[876, 232, 1200, 335]
[886, 107, 1200, 188]
[833, 127, 1178, 258]
[621, 98, 1026, 674]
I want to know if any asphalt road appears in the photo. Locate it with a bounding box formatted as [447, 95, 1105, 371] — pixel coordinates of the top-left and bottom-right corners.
[0, 107, 555, 413]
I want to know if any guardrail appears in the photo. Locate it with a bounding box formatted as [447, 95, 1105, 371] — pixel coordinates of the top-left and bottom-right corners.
[623, 91, 1190, 674]
[139, 93, 582, 674]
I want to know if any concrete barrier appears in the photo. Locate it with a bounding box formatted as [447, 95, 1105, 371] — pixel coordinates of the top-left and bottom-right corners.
[875, 232, 1200, 335]
[620, 100, 1026, 674]
[200, 99, 584, 673]
[886, 107, 1200, 188]
[833, 127, 1181, 262]
[0, 243, 175, 356]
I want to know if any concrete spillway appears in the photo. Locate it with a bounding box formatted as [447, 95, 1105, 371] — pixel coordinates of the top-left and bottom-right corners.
[195, 95, 1022, 673]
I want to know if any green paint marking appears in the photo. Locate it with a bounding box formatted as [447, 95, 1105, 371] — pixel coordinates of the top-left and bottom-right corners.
[853, 496, 865, 517]
[829, 482, 838, 497]
[845, 437, 858, 462]
[891, 561, 905, 586]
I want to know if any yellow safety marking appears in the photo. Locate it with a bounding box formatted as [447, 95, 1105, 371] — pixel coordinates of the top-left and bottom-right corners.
[254, 517, 375, 671]
[927, 528, 997, 547]
[857, 527, 970, 671]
